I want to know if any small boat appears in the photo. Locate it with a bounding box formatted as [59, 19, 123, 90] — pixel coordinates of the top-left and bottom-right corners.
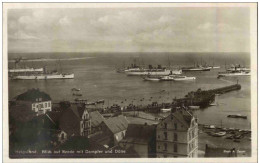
[212, 131, 226, 137]
[161, 108, 171, 112]
[189, 106, 200, 110]
[172, 75, 196, 81]
[96, 99, 105, 104]
[227, 114, 247, 119]
[72, 88, 80, 91]
[143, 76, 161, 81]
[75, 98, 87, 102]
[73, 93, 82, 96]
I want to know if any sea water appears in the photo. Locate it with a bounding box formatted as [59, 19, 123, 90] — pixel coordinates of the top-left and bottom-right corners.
[8, 52, 251, 129]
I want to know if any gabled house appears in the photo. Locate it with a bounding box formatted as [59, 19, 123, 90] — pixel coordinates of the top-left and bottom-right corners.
[59, 104, 91, 137]
[156, 108, 198, 158]
[99, 115, 129, 147]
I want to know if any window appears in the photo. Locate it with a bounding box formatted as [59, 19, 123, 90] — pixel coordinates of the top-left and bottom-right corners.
[48, 102, 50, 107]
[174, 143, 178, 152]
[45, 103, 47, 107]
[164, 132, 168, 140]
[158, 145, 160, 149]
[164, 143, 167, 151]
[158, 135, 160, 139]
[174, 133, 177, 141]
[164, 123, 167, 129]
[61, 133, 65, 140]
[174, 123, 177, 130]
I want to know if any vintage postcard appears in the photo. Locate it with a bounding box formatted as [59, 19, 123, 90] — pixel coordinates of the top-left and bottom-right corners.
[2, 2, 257, 163]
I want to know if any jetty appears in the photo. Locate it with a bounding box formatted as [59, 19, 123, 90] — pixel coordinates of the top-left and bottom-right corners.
[53, 84, 242, 114]
[99, 84, 242, 114]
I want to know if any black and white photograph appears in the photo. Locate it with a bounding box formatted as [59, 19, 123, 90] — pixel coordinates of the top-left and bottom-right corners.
[3, 2, 257, 162]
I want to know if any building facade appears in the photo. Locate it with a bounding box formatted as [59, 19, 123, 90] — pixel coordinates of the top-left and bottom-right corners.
[156, 109, 198, 158]
[80, 109, 91, 137]
[15, 88, 52, 116]
[119, 123, 156, 158]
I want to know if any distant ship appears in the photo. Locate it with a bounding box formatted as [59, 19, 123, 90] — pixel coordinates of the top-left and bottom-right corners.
[208, 66, 220, 69]
[12, 73, 74, 80]
[218, 70, 250, 77]
[226, 64, 250, 72]
[9, 67, 44, 73]
[160, 75, 196, 81]
[125, 65, 182, 76]
[11, 67, 74, 80]
[172, 75, 196, 81]
[8, 57, 44, 73]
[218, 64, 251, 77]
[182, 65, 211, 71]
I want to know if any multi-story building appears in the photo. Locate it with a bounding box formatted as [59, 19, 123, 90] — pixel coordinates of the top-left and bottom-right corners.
[59, 104, 91, 137]
[156, 108, 198, 158]
[15, 88, 52, 116]
[119, 123, 156, 158]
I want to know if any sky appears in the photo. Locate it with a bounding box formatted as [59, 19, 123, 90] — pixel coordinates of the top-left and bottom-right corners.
[8, 7, 250, 53]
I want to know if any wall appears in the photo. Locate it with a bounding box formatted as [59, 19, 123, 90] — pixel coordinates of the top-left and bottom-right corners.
[156, 114, 190, 157]
[113, 130, 126, 146]
[32, 101, 52, 115]
[119, 141, 148, 158]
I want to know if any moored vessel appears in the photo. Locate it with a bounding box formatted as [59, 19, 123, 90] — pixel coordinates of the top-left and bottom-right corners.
[9, 68, 44, 73]
[12, 73, 74, 80]
[218, 70, 250, 77]
[172, 75, 196, 81]
[227, 114, 247, 119]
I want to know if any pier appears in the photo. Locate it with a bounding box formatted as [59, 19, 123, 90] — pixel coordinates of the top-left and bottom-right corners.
[75, 84, 242, 114]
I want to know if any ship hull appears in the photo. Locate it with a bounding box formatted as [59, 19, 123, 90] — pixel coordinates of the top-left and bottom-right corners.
[126, 70, 181, 76]
[12, 74, 74, 80]
[143, 77, 161, 81]
[9, 68, 44, 73]
[173, 77, 196, 81]
[182, 68, 211, 71]
[218, 72, 250, 77]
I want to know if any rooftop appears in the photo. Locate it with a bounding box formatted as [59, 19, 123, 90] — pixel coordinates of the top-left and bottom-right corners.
[16, 88, 51, 102]
[103, 115, 129, 134]
[89, 111, 105, 127]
